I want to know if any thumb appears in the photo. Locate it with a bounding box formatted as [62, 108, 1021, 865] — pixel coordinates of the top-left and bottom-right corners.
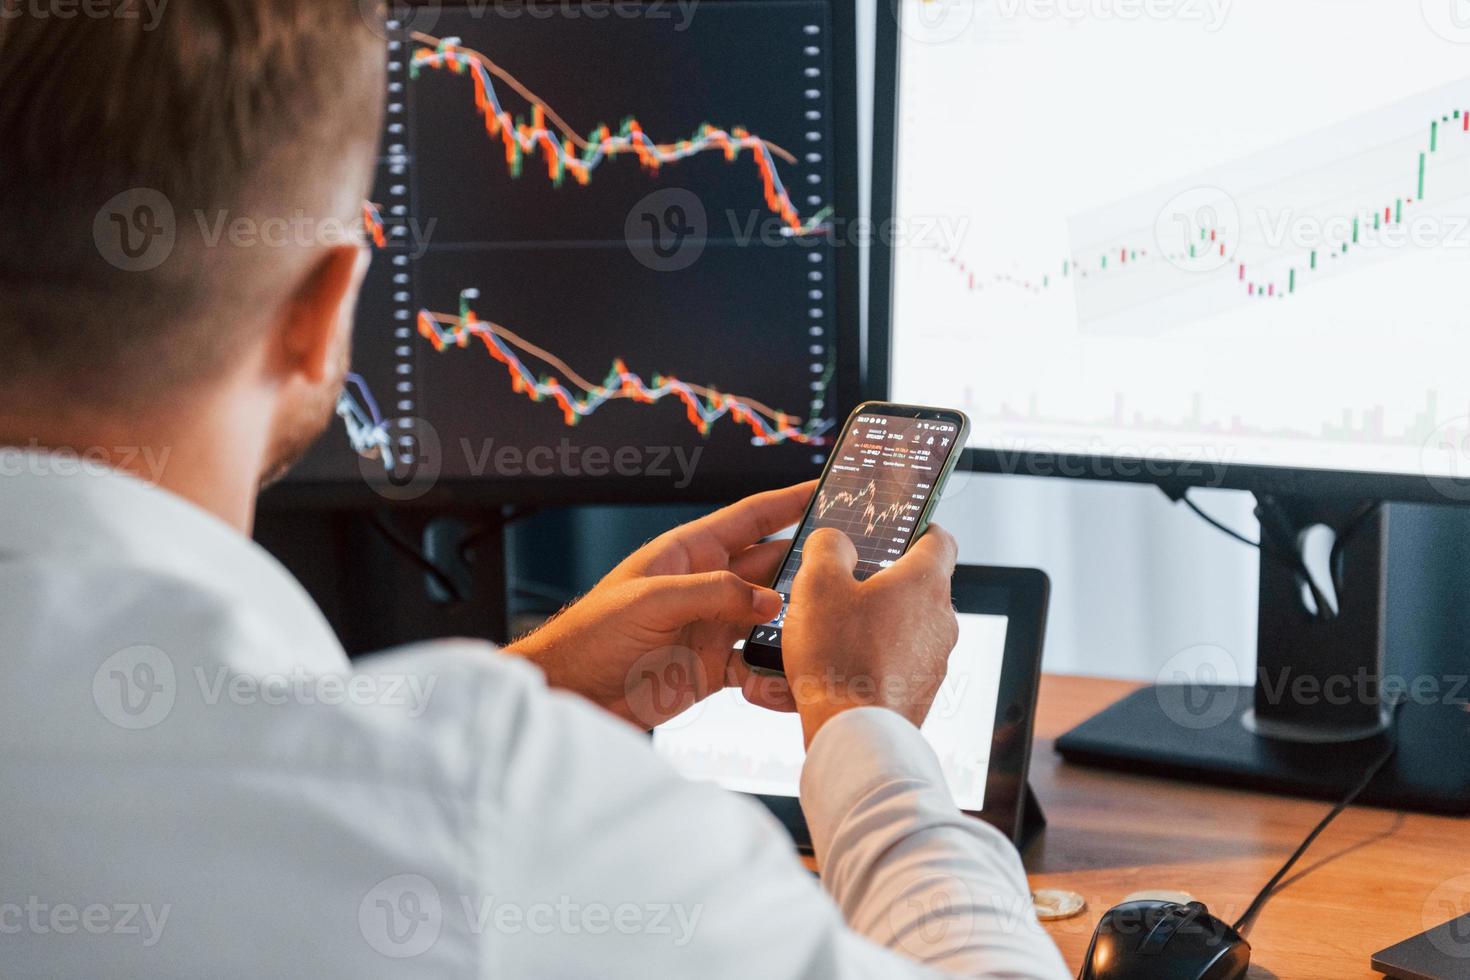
[632, 571, 783, 630]
[797, 527, 859, 587]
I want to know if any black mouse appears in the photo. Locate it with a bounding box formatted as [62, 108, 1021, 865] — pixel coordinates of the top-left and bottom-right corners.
[1079, 900, 1250, 980]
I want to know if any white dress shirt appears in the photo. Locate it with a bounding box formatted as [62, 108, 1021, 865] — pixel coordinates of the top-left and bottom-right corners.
[0, 454, 1068, 978]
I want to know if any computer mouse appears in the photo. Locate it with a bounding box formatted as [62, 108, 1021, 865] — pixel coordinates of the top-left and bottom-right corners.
[1079, 900, 1250, 980]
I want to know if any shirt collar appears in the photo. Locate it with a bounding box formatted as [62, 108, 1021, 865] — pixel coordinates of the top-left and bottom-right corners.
[0, 449, 347, 671]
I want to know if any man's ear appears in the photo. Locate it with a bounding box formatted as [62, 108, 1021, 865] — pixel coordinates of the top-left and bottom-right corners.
[274, 243, 369, 384]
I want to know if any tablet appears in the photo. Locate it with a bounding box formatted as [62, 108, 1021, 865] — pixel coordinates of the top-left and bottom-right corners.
[653, 565, 1050, 850]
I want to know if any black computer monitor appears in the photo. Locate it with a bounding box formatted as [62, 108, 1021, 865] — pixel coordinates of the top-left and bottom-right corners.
[271, 0, 866, 508]
[871, 0, 1470, 812]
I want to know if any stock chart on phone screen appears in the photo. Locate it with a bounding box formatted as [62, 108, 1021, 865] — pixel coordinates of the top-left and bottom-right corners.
[750, 412, 959, 648]
[890, 0, 1470, 480]
[290, 1, 843, 495]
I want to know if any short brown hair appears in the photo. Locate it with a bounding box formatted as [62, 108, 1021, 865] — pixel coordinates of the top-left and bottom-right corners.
[0, 0, 386, 411]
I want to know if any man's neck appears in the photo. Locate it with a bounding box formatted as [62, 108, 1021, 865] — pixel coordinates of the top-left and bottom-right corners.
[0, 393, 270, 535]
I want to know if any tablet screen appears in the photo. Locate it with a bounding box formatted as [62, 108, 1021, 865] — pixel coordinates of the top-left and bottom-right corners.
[653, 613, 1008, 812]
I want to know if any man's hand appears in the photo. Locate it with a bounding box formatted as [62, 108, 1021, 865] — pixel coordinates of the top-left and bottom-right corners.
[780, 525, 960, 747]
[505, 482, 813, 728]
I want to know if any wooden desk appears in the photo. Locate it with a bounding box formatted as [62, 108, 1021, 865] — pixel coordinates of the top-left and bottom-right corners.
[1025, 674, 1470, 979]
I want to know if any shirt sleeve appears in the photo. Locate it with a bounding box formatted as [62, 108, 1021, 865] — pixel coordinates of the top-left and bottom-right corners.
[477, 654, 1068, 980]
[801, 707, 1070, 978]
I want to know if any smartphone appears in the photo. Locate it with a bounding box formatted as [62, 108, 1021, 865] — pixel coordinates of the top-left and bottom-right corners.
[742, 402, 971, 675]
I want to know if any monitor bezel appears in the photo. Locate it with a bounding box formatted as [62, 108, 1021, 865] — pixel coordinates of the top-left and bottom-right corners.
[263, 0, 867, 511]
[867, 1, 1470, 507]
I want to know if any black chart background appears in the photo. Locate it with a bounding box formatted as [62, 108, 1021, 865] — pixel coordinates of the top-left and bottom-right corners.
[285, 0, 845, 501]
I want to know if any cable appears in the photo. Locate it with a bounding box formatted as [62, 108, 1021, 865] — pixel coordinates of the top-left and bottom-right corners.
[1230, 699, 1404, 935]
[368, 512, 466, 603]
[1181, 494, 1259, 548]
[1175, 489, 1336, 621]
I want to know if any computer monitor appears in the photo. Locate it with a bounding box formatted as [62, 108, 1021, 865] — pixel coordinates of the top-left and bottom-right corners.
[872, 0, 1470, 813]
[272, 0, 866, 507]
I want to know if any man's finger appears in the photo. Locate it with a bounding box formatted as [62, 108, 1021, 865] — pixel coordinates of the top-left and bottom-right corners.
[739, 668, 797, 713]
[632, 571, 783, 631]
[680, 481, 816, 553]
[795, 527, 859, 588]
[728, 538, 789, 586]
[885, 523, 959, 583]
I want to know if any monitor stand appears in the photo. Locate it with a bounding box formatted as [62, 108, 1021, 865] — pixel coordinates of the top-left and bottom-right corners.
[1056, 494, 1470, 815]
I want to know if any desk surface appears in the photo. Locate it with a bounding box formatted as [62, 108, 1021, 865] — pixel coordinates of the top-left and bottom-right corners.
[1025, 674, 1469, 979]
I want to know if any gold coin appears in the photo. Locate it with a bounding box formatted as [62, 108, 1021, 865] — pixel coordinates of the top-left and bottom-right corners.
[1032, 888, 1086, 921]
[1123, 889, 1196, 906]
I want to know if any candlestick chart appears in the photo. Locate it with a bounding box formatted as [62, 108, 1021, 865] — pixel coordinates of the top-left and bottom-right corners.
[888, 0, 1470, 482]
[285, 1, 845, 497]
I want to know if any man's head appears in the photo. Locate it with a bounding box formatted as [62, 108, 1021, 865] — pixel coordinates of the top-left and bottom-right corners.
[0, 0, 387, 489]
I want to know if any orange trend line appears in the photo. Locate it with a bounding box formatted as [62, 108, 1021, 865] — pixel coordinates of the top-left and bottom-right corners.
[409, 30, 799, 166]
[422, 311, 801, 426]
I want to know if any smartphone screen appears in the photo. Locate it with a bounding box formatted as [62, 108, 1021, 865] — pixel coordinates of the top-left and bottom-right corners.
[743, 403, 968, 674]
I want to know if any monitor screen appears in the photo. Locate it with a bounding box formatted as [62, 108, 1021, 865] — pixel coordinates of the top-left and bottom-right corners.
[885, 0, 1470, 486]
[283, 0, 856, 502]
[653, 612, 1007, 811]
